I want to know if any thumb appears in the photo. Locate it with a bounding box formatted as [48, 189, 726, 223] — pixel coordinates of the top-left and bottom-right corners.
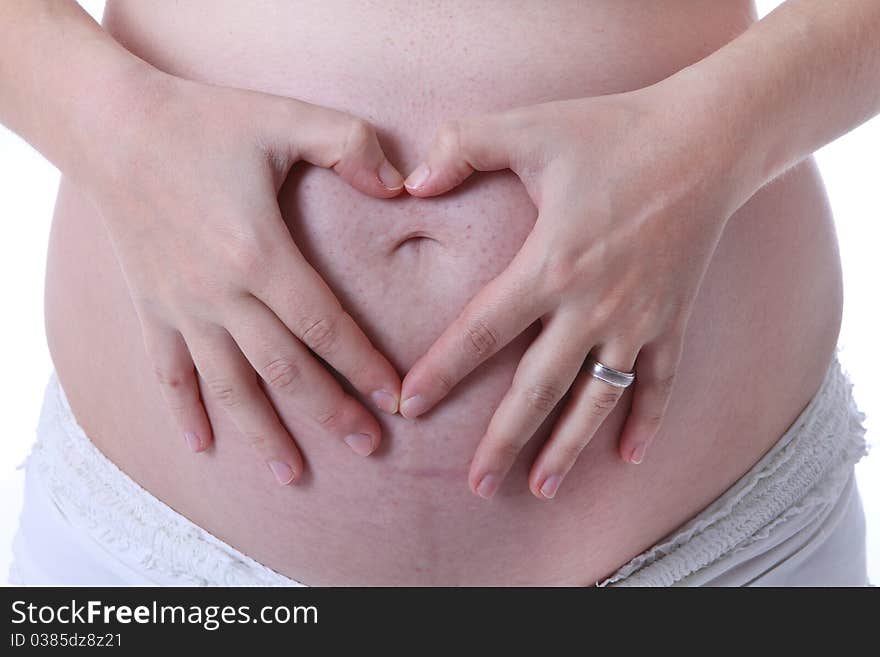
[404, 113, 518, 197]
[273, 99, 405, 199]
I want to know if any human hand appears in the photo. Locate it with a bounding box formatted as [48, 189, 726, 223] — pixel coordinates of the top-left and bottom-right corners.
[402, 86, 749, 499]
[85, 71, 405, 485]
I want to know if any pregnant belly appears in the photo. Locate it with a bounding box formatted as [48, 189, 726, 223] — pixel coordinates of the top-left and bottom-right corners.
[43, 0, 844, 585]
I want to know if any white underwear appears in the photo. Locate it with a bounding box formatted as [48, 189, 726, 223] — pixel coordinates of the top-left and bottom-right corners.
[8, 354, 869, 586]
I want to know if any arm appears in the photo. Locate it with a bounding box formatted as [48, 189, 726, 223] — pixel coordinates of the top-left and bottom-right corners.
[0, 1, 405, 484]
[675, 0, 880, 198]
[400, 0, 880, 499]
[0, 1, 152, 186]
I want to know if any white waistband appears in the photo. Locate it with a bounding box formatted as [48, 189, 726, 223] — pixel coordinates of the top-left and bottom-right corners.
[601, 354, 868, 586]
[18, 370, 299, 586]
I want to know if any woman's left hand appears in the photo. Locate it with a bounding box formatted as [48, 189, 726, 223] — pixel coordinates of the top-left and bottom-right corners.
[401, 85, 753, 500]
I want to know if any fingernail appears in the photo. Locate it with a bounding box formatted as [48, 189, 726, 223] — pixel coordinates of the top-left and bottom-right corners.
[404, 163, 430, 190]
[184, 431, 201, 452]
[630, 443, 648, 465]
[371, 389, 399, 414]
[268, 460, 296, 485]
[540, 475, 563, 499]
[378, 159, 404, 191]
[475, 473, 501, 499]
[400, 394, 429, 419]
[344, 432, 375, 457]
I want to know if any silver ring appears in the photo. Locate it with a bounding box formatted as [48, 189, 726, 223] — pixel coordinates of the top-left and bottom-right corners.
[584, 355, 635, 388]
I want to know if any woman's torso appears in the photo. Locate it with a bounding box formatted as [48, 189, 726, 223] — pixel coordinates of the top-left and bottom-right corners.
[43, 0, 844, 585]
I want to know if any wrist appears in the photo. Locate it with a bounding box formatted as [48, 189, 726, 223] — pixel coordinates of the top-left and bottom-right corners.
[69, 57, 179, 191]
[643, 61, 772, 218]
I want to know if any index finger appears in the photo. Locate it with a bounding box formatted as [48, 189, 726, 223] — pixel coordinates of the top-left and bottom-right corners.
[399, 249, 546, 419]
[251, 240, 403, 415]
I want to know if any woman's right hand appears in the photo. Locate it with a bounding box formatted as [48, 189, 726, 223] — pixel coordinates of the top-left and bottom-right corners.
[83, 70, 405, 485]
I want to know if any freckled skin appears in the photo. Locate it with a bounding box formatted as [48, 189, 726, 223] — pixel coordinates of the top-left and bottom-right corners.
[44, 0, 843, 585]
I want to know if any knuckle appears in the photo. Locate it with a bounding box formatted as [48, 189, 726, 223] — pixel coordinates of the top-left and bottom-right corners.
[155, 372, 191, 412]
[164, 400, 189, 414]
[153, 365, 187, 391]
[523, 381, 564, 413]
[500, 106, 534, 132]
[314, 405, 343, 430]
[205, 377, 240, 408]
[298, 315, 340, 354]
[435, 119, 463, 153]
[657, 372, 677, 396]
[433, 369, 455, 396]
[462, 319, 499, 359]
[169, 270, 209, 306]
[161, 395, 188, 413]
[242, 429, 269, 453]
[262, 357, 302, 391]
[490, 436, 523, 464]
[592, 295, 626, 329]
[640, 411, 665, 427]
[589, 389, 621, 416]
[343, 117, 375, 154]
[541, 255, 580, 297]
[624, 301, 653, 331]
[556, 438, 587, 466]
[229, 242, 266, 282]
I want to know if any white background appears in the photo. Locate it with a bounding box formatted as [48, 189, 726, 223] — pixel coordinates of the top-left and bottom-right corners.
[0, 1, 877, 584]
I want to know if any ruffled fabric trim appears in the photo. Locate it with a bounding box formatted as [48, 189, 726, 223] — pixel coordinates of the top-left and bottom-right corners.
[599, 354, 868, 587]
[24, 372, 300, 586]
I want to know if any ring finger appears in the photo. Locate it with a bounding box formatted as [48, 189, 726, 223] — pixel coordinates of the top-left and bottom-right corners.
[529, 342, 639, 500]
[185, 325, 305, 486]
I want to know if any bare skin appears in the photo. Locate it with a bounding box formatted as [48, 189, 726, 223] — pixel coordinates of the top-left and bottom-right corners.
[400, 0, 880, 499]
[2, 0, 877, 584]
